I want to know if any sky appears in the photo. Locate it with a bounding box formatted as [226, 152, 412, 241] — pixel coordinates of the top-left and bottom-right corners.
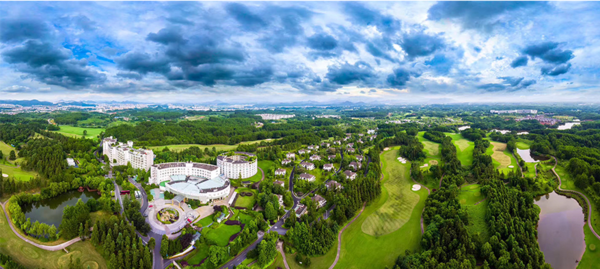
[0, 1, 599, 104]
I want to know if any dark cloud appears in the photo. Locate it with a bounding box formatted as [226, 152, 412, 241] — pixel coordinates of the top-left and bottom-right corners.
[117, 72, 143, 80]
[0, 18, 49, 43]
[115, 51, 171, 75]
[258, 6, 312, 53]
[428, 2, 550, 32]
[369, 89, 377, 93]
[478, 84, 506, 92]
[387, 67, 415, 87]
[225, 3, 267, 31]
[307, 33, 338, 51]
[146, 27, 187, 45]
[2, 40, 69, 67]
[365, 41, 396, 63]
[510, 55, 528, 68]
[401, 31, 445, 59]
[326, 62, 375, 85]
[343, 2, 401, 34]
[519, 79, 536, 88]
[541, 63, 571, 76]
[498, 76, 524, 87]
[479, 76, 536, 92]
[523, 42, 573, 64]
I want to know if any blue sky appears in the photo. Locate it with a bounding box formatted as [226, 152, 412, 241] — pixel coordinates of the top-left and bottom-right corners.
[0, 1, 598, 104]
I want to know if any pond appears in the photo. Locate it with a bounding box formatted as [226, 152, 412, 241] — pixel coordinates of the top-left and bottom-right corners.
[535, 192, 585, 269]
[516, 149, 549, 163]
[22, 191, 100, 228]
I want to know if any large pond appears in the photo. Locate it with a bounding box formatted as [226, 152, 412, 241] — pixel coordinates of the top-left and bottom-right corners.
[516, 149, 549, 163]
[22, 191, 100, 228]
[535, 192, 585, 269]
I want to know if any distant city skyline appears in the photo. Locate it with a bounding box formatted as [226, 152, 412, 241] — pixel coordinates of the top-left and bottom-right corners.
[0, 1, 599, 103]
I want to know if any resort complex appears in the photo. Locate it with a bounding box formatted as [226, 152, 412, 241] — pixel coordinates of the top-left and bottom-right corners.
[216, 152, 258, 179]
[102, 136, 154, 170]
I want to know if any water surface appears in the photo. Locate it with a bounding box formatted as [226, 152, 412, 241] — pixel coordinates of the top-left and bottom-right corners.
[22, 191, 100, 228]
[535, 192, 585, 269]
[516, 149, 549, 163]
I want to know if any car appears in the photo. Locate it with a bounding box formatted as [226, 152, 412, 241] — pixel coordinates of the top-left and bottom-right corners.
[149, 205, 153, 208]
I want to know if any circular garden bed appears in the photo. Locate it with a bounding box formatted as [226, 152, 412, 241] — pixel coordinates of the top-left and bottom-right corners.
[157, 208, 180, 224]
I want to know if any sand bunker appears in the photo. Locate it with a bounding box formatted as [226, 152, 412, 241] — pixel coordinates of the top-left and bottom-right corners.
[1, 174, 7, 178]
[429, 160, 438, 165]
[384, 147, 390, 151]
[412, 184, 421, 191]
[508, 165, 514, 168]
[397, 157, 407, 163]
[420, 164, 429, 168]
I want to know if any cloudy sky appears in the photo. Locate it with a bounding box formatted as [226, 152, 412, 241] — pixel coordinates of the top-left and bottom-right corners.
[0, 1, 598, 104]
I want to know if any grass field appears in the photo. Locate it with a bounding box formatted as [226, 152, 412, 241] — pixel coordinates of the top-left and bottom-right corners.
[235, 188, 257, 209]
[204, 224, 242, 247]
[0, 207, 107, 269]
[334, 147, 427, 269]
[0, 163, 38, 181]
[0, 141, 15, 160]
[184, 242, 210, 265]
[458, 184, 490, 242]
[149, 139, 277, 153]
[286, 239, 338, 269]
[516, 139, 532, 150]
[416, 132, 442, 190]
[53, 125, 104, 139]
[487, 142, 518, 174]
[268, 250, 286, 269]
[361, 149, 420, 236]
[445, 133, 474, 167]
[195, 214, 214, 228]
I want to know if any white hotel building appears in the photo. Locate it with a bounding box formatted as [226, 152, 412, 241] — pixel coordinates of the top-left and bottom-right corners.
[102, 136, 154, 171]
[150, 162, 230, 203]
[216, 152, 258, 179]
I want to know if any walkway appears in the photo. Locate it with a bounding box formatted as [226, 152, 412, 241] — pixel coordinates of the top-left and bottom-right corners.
[551, 156, 600, 241]
[328, 203, 365, 269]
[0, 201, 82, 251]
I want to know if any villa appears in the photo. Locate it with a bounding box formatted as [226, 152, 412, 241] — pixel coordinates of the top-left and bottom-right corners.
[300, 161, 315, 170]
[347, 143, 354, 148]
[323, 163, 334, 171]
[298, 173, 316, 182]
[309, 155, 321, 161]
[349, 161, 361, 170]
[367, 129, 376, 134]
[312, 194, 326, 208]
[321, 142, 330, 148]
[328, 155, 336, 161]
[282, 159, 292, 165]
[276, 194, 284, 207]
[295, 204, 307, 216]
[333, 140, 341, 145]
[307, 145, 319, 150]
[326, 180, 342, 190]
[344, 170, 357, 180]
[286, 152, 295, 159]
[298, 149, 310, 155]
[356, 155, 364, 162]
[274, 180, 285, 188]
[347, 148, 356, 153]
[275, 168, 286, 176]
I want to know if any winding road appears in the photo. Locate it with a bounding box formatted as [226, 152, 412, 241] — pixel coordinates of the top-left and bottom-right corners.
[0, 201, 82, 251]
[328, 203, 365, 269]
[551, 156, 600, 241]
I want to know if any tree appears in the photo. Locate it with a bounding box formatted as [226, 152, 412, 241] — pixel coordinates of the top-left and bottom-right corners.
[264, 202, 277, 221]
[9, 150, 16, 161]
[83, 130, 88, 136]
[160, 235, 169, 257]
[148, 237, 156, 251]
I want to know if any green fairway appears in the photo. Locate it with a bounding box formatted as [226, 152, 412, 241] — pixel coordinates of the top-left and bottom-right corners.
[148, 139, 277, 152]
[464, 200, 490, 242]
[0, 207, 107, 269]
[334, 147, 427, 269]
[0, 163, 38, 181]
[458, 184, 484, 206]
[516, 139, 532, 150]
[205, 224, 242, 247]
[285, 238, 338, 269]
[53, 125, 104, 139]
[445, 133, 474, 167]
[0, 141, 15, 160]
[416, 132, 442, 190]
[361, 149, 420, 236]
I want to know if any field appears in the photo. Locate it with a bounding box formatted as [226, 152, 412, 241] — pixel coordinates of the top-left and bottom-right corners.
[194, 214, 214, 228]
[0, 141, 15, 160]
[0, 163, 38, 181]
[268, 250, 286, 269]
[285, 239, 338, 269]
[0, 207, 107, 269]
[204, 224, 242, 247]
[416, 132, 442, 190]
[183, 242, 210, 265]
[487, 142, 518, 174]
[244, 160, 272, 183]
[334, 147, 427, 269]
[234, 188, 257, 209]
[445, 133, 474, 167]
[52, 126, 105, 140]
[516, 140, 532, 150]
[148, 139, 277, 152]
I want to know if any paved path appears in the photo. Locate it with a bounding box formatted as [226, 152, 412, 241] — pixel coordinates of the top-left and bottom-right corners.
[277, 241, 290, 269]
[551, 156, 600, 241]
[474, 198, 488, 206]
[258, 167, 265, 182]
[0, 201, 82, 251]
[438, 175, 444, 189]
[409, 168, 430, 235]
[513, 152, 525, 178]
[328, 202, 365, 269]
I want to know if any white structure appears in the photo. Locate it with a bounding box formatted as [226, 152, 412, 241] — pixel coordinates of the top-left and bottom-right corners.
[282, 159, 292, 165]
[298, 173, 316, 182]
[490, 109, 537, 114]
[217, 152, 258, 179]
[323, 164, 334, 171]
[66, 158, 76, 167]
[309, 155, 321, 161]
[312, 194, 326, 208]
[367, 129, 376, 134]
[275, 168, 286, 176]
[150, 162, 230, 203]
[300, 161, 315, 170]
[344, 170, 357, 180]
[286, 152, 295, 159]
[258, 114, 295, 120]
[103, 136, 154, 170]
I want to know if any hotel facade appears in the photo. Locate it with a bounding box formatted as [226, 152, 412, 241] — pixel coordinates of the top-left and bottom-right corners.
[102, 136, 154, 170]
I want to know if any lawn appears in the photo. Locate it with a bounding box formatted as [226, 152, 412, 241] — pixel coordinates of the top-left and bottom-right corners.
[516, 139, 532, 150]
[0, 141, 16, 160]
[268, 250, 286, 269]
[445, 133, 474, 167]
[334, 146, 427, 269]
[0, 207, 107, 269]
[244, 160, 272, 183]
[286, 238, 338, 269]
[464, 200, 490, 243]
[53, 125, 104, 140]
[234, 188, 257, 209]
[487, 142, 518, 174]
[458, 184, 484, 206]
[416, 132, 442, 190]
[183, 242, 210, 265]
[204, 224, 242, 247]
[148, 139, 277, 152]
[194, 214, 214, 228]
[0, 163, 38, 181]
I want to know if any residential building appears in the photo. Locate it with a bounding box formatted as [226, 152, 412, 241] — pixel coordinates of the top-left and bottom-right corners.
[276, 194, 284, 207]
[150, 162, 230, 203]
[282, 159, 292, 165]
[323, 163, 334, 171]
[356, 155, 364, 162]
[347, 148, 356, 153]
[312, 194, 326, 208]
[321, 142, 330, 148]
[103, 136, 154, 170]
[275, 168, 286, 176]
[295, 204, 307, 216]
[367, 129, 376, 134]
[326, 180, 342, 190]
[344, 170, 357, 180]
[349, 161, 361, 170]
[347, 143, 354, 148]
[298, 173, 316, 181]
[328, 155, 336, 161]
[309, 155, 321, 161]
[217, 152, 258, 179]
[274, 180, 285, 188]
[286, 152, 295, 159]
[307, 145, 319, 150]
[300, 161, 315, 170]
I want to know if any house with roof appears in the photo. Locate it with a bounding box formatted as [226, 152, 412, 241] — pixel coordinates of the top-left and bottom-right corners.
[369, 135, 376, 141]
[367, 129, 376, 134]
[326, 180, 342, 190]
[275, 194, 284, 207]
[323, 163, 334, 171]
[356, 155, 364, 162]
[347, 148, 356, 153]
[358, 133, 364, 137]
[286, 152, 295, 159]
[282, 159, 292, 165]
[295, 204, 307, 216]
[349, 161, 361, 170]
[321, 142, 330, 148]
[333, 140, 341, 145]
[307, 145, 319, 150]
[275, 168, 286, 176]
[298, 149, 308, 155]
[274, 180, 285, 188]
[328, 155, 336, 161]
[344, 170, 357, 180]
[300, 161, 315, 170]
[312, 194, 327, 208]
[298, 173, 316, 182]
[357, 139, 363, 144]
[309, 155, 321, 161]
[343, 137, 350, 141]
[347, 143, 354, 148]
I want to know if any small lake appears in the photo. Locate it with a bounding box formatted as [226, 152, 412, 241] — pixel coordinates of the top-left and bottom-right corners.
[22, 191, 100, 228]
[558, 122, 581, 130]
[516, 149, 549, 163]
[535, 192, 585, 269]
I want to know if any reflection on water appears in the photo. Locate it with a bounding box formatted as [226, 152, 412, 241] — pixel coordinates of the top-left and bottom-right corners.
[516, 149, 549, 163]
[22, 191, 100, 228]
[535, 192, 585, 269]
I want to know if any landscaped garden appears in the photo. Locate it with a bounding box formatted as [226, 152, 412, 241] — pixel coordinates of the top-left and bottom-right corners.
[234, 188, 257, 209]
[157, 208, 180, 224]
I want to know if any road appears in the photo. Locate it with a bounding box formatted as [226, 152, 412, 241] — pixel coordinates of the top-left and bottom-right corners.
[0, 201, 82, 251]
[328, 203, 365, 269]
